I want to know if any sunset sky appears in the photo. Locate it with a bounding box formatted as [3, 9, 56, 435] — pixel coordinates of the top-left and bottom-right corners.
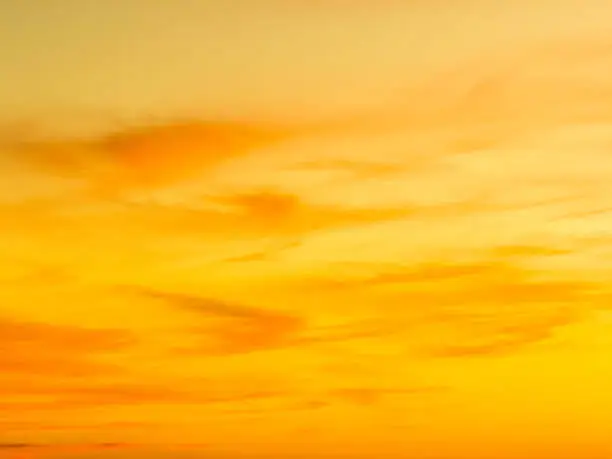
[4, 1, 612, 458]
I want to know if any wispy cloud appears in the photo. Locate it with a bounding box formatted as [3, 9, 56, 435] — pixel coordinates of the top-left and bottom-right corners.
[0, 442, 149, 459]
[5, 119, 299, 199]
[100, 120, 296, 191]
[290, 159, 410, 180]
[0, 441, 213, 459]
[0, 444, 43, 450]
[122, 287, 306, 356]
[329, 385, 446, 406]
[207, 188, 410, 238]
[300, 256, 599, 358]
[0, 316, 134, 377]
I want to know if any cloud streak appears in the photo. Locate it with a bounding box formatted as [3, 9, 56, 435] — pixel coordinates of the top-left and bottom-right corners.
[0, 442, 160, 459]
[301, 256, 599, 358]
[0, 316, 135, 377]
[7, 119, 301, 199]
[122, 287, 306, 356]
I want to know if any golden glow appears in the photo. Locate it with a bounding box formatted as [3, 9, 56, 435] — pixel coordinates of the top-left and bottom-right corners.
[4, 2, 612, 458]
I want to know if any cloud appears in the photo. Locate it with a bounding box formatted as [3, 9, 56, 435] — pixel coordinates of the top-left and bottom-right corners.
[120, 287, 306, 356]
[300, 256, 598, 358]
[354, 261, 506, 286]
[0, 441, 213, 459]
[0, 442, 149, 459]
[213, 384, 446, 418]
[2, 118, 303, 203]
[31, 383, 201, 407]
[220, 240, 302, 264]
[329, 386, 446, 406]
[0, 183, 410, 260]
[0, 444, 42, 450]
[0, 316, 135, 377]
[0, 315, 143, 421]
[0, 420, 152, 434]
[290, 159, 409, 180]
[214, 189, 301, 227]
[209, 188, 410, 236]
[127, 285, 413, 356]
[297, 319, 398, 346]
[101, 120, 294, 190]
[124, 286, 458, 358]
[432, 37, 612, 129]
[305, 260, 514, 291]
[57, 383, 281, 408]
[0, 373, 288, 416]
[118, 258, 596, 361]
[487, 244, 572, 258]
[423, 305, 581, 359]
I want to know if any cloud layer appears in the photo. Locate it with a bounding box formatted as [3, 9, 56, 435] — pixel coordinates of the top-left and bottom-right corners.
[4, 32, 612, 459]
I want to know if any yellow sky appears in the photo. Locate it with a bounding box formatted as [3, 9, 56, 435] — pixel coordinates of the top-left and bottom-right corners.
[4, 1, 612, 458]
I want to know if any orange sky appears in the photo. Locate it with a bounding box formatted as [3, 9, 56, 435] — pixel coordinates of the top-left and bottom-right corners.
[4, 1, 612, 458]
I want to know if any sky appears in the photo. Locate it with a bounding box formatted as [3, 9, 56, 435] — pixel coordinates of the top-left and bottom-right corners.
[4, 1, 612, 458]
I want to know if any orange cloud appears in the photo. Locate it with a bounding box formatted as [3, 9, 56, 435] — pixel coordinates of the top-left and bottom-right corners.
[0, 441, 214, 459]
[0, 442, 145, 459]
[14, 382, 283, 409]
[0, 420, 152, 434]
[299, 255, 599, 358]
[0, 315, 143, 432]
[329, 386, 445, 406]
[428, 38, 612, 132]
[101, 120, 295, 189]
[6, 119, 301, 201]
[290, 159, 410, 181]
[0, 316, 134, 377]
[123, 287, 306, 356]
[209, 188, 410, 237]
